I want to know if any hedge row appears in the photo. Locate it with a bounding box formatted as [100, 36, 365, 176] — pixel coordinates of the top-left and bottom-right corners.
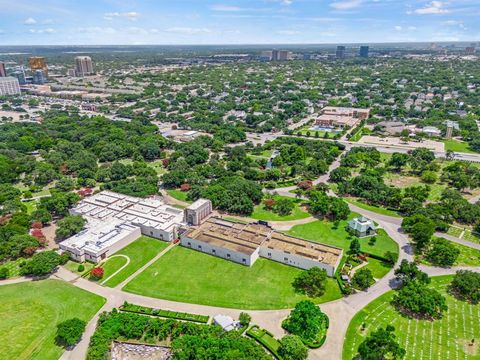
[120, 302, 209, 323]
[246, 325, 283, 360]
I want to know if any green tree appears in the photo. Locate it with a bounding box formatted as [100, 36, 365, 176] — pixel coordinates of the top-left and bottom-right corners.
[393, 282, 448, 319]
[352, 268, 374, 290]
[239, 312, 251, 327]
[357, 325, 406, 360]
[449, 270, 480, 304]
[349, 238, 361, 256]
[56, 215, 87, 241]
[273, 198, 295, 216]
[426, 238, 460, 267]
[278, 335, 308, 360]
[394, 260, 430, 286]
[282, 300, 328, 342]
[21, 250, 66, 276]
[292, 267, 328, 297]
[56, 318, 86, 347]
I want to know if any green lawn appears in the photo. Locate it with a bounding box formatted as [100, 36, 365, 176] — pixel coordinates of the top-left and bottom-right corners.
[100, 236, 169, 287]
[444, 139, 477, 154]
[0, 280, 105, 360]
[364, 257, 392, 279]
[463, 230, 480, 244]
[124, 246, 342, 310]
[251, 196, 311, 221]
[345, 198, 401, 218]
[166, 189, 191, 203]
[287, 213, 399, 259]
[64, 260, 94, 276]
[343, 276, 480, 360]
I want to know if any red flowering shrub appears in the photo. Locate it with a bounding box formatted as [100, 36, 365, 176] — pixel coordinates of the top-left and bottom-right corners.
[22, 246, 38, 256]
[298, 180, 313, 190]
[180, 183, 191, 192]
[90, 267, 104, 280]
[162, 158, 170, 167]
[31, 229, 44, 238]
[264, 198, 276, 209]
[31, 221, 43, 229]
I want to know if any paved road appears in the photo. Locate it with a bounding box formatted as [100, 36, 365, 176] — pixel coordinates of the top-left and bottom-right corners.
[435, 231, 480, 250]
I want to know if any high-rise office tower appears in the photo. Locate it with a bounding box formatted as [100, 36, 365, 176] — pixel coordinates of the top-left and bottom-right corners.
[12, 70, 26, 85]
[32, 70, 45, 85]
[336, 46, 346, 59]
[74, 56, 94, 76]
[29, 57, 48, 78]
[278, 50, 292, 60]
[0, 62, 6, 77]
[271, 49, 280, 61]
[359, 46, 369, 58]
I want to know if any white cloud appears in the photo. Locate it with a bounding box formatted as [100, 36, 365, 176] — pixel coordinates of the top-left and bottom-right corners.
[24, 17, 37, 25]
[104, 12, 140, 20]
[330, 0, 364, 10]
[281, 0, 293, 5]
[29, 28, 55, 34]
[78, 27, 117, 35]
[165, 27, 212, 35]
[394, 25, 402, 31]
[276, 30, 300, 35]
[414, 1, 450, 15]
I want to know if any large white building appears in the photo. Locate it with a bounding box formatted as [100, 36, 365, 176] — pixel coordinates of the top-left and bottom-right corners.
[181, 217, 343, 276]
[0, 77, 21, 96]
[59, 191, 192, 262]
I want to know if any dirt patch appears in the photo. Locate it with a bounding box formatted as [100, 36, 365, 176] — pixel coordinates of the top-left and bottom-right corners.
[41, 222, 58, 249]
[458, 339, 479, 356]
[385, 174, 420, 188]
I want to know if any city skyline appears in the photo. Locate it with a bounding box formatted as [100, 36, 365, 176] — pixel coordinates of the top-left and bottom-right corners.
[0, 0, 479, 45]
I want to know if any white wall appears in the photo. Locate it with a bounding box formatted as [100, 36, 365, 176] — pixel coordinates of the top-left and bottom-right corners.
[180, 236, 257, 266]
[259, 246, 335, 276]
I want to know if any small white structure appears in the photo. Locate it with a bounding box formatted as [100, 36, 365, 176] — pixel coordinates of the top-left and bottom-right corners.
[422, 126, 442, 137]
[348, 216, 376, 238]
[213, 315, 239, 332]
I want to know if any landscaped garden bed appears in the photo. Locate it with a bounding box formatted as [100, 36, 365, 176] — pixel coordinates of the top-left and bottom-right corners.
[246, 325, 282, 359]
[119, 302, 209, 323]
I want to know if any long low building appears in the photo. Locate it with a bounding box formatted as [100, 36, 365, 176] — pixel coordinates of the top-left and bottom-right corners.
[181, 218, 343, 276]
[59, 191, 213, 263]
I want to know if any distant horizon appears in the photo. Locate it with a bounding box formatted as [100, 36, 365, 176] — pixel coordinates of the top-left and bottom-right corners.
[0, 40, 478, 49]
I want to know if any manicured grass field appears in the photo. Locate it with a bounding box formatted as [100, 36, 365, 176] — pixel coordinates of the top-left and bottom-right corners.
[444, 139, 477, 154]
[251, 196, 311, 221]
[166, 189, 191, 203]
[101, 236, 169, 287]
[64, 260, 94, 276]
[124, 246, 342, 310]
[0, 280, 105, 360]
[287, 213, 399, 259]
[343, 276, 480, 360]
[463, 230, 480, 244]
[345, 198, 401, 218]
[364, 257, 392, 279]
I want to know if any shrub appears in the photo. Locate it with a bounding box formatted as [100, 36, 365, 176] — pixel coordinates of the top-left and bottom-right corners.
[56, 318, 86, 347]
[78, 264, 85, 272]
[90, 267, 104, 280]
[0, 267, 9, 279]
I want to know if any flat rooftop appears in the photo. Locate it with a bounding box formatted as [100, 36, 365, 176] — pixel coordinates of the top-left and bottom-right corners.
[60, 219, 139, 254]
[185, 218, 269, 255]
[71, 190, 184, 232]
[184, 218, 343, 267]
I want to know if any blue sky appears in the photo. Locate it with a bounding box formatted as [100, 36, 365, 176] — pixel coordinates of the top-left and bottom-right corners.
[0, 0, 478, 45]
